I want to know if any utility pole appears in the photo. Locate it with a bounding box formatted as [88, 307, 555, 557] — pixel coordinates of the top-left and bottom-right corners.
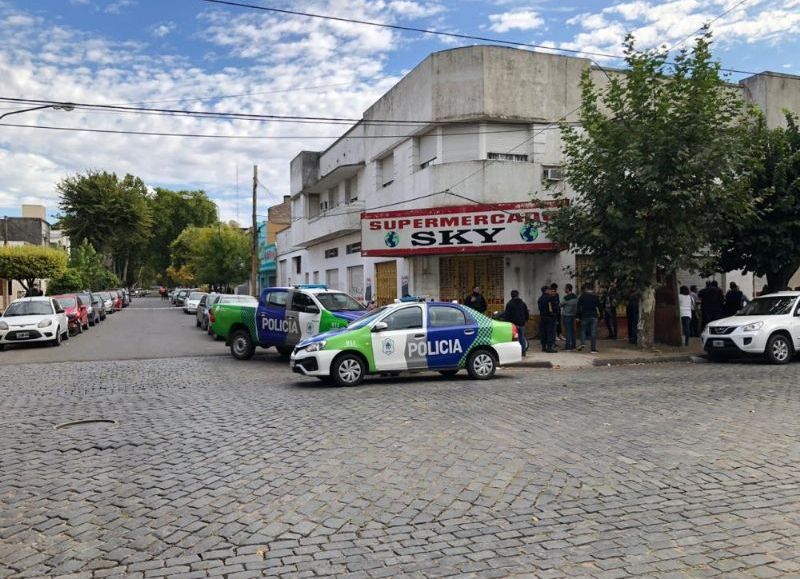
[2, 216, 8, 312]
[251, 165, 258, 298]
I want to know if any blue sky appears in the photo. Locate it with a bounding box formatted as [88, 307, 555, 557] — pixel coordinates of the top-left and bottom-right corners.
[1, 0, 798, 222]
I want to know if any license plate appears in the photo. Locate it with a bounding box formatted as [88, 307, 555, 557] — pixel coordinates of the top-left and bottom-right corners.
[712, 340, 724, 348]
[16, 332, 29, 339]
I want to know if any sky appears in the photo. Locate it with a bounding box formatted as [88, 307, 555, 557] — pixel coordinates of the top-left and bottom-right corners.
[0, 0, 798, 223]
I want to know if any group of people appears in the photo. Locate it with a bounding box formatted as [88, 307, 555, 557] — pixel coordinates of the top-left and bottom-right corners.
[463, 283, 625, 356]
[677, 281, 749, 345]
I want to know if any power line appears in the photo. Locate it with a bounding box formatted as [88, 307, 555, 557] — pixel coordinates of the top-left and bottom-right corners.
[667, 0, 753, 53]
[0, 121, 567, 139]
[200, 0, 777, 79]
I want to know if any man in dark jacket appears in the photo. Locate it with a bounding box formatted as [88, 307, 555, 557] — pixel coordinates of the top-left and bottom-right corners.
[724, 282, 747, 317]
[504, 290, 530, 356]
[463, 286, 487, 314]
[576, 283, 601, 353]
[538, 286, 557, 353]
[600, 282, 618, 339]
[703, 280, 725, 323]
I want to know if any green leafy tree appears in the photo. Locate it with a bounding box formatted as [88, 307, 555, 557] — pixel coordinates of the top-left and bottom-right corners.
[56, 171, 152, 285]
[544, 32, 754, 348]
[68, 239, 120, 291]
[0, 246, 67, 293]
[718, 112, 800, 291]
[47, 268, 85, 294]
[170, 224, 249, 291]
[146, 188, 217, 275]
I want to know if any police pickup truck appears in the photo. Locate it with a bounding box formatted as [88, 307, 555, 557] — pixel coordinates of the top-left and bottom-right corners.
[212, 285, 367, 360]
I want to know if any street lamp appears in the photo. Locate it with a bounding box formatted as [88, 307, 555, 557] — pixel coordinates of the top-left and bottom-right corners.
[0, 103, 75, 121]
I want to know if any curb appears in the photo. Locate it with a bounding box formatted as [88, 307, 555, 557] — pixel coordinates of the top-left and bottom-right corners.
[514, 360, 554, 369]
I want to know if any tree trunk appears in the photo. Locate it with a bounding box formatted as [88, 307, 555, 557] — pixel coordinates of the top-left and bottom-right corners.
[637, 285, 656, 349]
[122, 258, 129, 286]
[766, 262, 800, 293]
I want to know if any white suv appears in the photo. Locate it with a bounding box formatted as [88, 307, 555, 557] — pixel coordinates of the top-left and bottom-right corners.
[702, 291, 800, 364]
[0, 296, 69, 350]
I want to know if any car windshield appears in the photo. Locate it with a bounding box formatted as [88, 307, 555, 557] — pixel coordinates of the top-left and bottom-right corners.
[189, 292, 205, 300]
[99, 292, 110, 299]
[315, 292, 366, 312]
[3, 301, 53, 316]
[347, 306, 390, 329]
[220, 295, 258, 304]
[736, 296, 797, 316]
[56, 297, 77, 308]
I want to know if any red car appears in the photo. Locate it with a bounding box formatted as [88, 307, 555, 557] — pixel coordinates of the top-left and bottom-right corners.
[53, 294, 90, 334]
[109, 289, 123, 312]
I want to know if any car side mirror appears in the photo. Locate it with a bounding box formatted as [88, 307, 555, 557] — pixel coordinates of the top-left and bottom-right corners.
[372, 321, 388, 332]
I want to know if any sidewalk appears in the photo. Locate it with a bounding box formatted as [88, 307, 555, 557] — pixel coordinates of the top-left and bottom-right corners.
[517, 337, 706, 369]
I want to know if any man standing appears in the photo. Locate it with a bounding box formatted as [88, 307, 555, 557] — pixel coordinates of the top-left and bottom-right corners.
[537, 286, 557, 353]
[724, 282, 747, 317]
[626, 292, 640, 345]
[504, 290, 530, 356]
[704, 281, 725, 323]
[550, 283, 562, 341]
[577, 283, 600, 353]
[601, 282, 618, 339]
[463, 285, 487, 314]
[689, 285, 699, 336]
[561, 284, 578, 351]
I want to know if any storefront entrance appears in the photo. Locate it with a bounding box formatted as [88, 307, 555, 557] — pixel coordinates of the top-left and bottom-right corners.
[439, 256, 504, 313]
[376, 260, 397, 305]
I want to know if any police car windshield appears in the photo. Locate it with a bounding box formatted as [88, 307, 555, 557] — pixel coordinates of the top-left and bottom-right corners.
[347, 307, 389, 329]
[315, 292, 365, 312]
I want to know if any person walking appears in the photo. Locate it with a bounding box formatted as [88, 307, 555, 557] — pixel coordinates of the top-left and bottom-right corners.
[504, 290, 530, 356]
[600, 282, 618, 339]
[463, 286, 487, 314]
[537, 286, 557, 353]
[561, 284, 578, 351]
[724, 282, 747, 317]
[576, 283, 600, 353]
[679, 285, 693, 346]
[626, 292, 639, 345]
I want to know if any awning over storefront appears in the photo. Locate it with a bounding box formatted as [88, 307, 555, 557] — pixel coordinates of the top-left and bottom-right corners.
[360, 201, 559, 256]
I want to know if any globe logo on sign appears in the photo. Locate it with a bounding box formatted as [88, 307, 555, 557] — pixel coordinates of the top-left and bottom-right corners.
[519, 222, 539, 242]
[384, 231, 400, 248]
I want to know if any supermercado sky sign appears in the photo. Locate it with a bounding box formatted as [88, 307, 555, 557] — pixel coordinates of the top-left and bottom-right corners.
[361, 202, 559, 256]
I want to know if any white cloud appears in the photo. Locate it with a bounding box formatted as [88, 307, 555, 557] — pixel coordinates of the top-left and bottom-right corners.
[488, 10, 545, 33]
[151, 22, 175, 38]
[104, 0, 136, 15]
[387, 1, 446, 18]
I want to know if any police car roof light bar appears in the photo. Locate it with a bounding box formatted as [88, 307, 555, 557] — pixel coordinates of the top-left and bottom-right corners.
[294, 284, 328, 290]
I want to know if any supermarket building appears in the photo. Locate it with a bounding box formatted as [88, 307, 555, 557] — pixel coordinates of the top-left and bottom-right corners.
[276, 45, 800, 313]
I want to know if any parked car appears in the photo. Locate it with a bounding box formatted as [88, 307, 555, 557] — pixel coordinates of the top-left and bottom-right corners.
[183, 291, 206, 314]
[0, 296, 69, 349]
[77, 292, 101, 326]
[216, 285, 366, 360]
[98, 291, 115, 315]
[208, 294, 259, 341]
[702, 291, 800, 364]
[111, 290, 123, 311]
[174, 289, 192, 307]
[90, 292, 107, 321]
[52, 294, 90, 334]
[202, 293, 224, 334]
[120, 288, 131, 307]
[195, 293, 214, 328]
[290, 299, 522, 386]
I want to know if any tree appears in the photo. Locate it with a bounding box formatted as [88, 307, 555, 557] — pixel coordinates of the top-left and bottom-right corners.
[146, 188, 217, 275]
[0, 246, 67, 293]
[56, 171, 152, 285]
[69, 239, 120, 291]
[544, 32, 754, 348]
[718, 112, 800, 292]
[47, 268, 85, 294]
[169, 224, 249, 290]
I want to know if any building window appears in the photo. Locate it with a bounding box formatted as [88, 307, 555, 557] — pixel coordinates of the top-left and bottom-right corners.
[418, 132, 437, 169]
[348, 265, 364, 300]
[345, 177, 358, 204]
[307, 193, 320, 218]
[292, 256, 301, 275]
[380, 154, 394, 188]
[313, 271, 319, 284]
[488, 152, 528, 162]
[542, 166, 563, 181]
[345, 242, 361, 255]
[325, 248, 339, 259]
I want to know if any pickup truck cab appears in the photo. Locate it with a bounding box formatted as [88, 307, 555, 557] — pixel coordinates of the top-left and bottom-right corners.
[217, 285, 367, 360]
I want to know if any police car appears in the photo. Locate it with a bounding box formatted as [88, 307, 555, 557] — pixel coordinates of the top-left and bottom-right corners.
[216, 285, 367, 360]
[290, 299, 522, 386]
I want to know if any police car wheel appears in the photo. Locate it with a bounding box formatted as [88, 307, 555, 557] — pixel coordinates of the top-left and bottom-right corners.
[467, 349, 496, 380]
[230, 329, 255, 360]
[438, 369, 459, 377]
[333, 354, 365, 387]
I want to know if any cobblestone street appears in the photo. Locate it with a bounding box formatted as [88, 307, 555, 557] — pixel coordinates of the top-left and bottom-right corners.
[2, 303, 800, 578]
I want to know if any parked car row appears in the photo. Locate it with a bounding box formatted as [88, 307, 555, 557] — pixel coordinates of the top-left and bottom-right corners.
[0, 288, 131, 351]
[186, 284, 524, 387]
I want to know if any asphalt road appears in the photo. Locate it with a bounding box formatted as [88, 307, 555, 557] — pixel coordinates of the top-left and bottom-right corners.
[2, 299, 800, 578]
[0, 296, 230, 364]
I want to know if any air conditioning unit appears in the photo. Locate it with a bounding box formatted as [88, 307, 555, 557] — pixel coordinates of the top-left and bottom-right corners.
[543, 168, 563, 181]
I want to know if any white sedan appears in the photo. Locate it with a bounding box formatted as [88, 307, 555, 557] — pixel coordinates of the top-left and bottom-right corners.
[0, 296, 69, 350]
[183, 291, 207, 314]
